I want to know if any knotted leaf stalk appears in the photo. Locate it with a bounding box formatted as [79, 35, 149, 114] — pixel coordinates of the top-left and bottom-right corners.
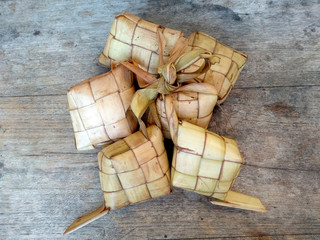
[119, 28, 220, 138]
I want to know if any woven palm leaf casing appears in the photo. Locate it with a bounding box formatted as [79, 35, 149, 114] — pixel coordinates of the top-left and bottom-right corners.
[149, 92, 218, 139]
[98, 125, 171, 210]
[67, 64, 138, 150]
[184, 32, 248, 103]
[98, 12, 184, 74]
[171, 120, 242, 201]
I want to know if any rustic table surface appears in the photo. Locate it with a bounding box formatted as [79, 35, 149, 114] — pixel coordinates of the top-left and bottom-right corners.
[1, 0, 319, 239]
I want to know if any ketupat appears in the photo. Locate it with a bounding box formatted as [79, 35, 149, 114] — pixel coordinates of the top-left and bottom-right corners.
[184, 32, 247, 103]
[98, 12, 184, 74]
[64, 125, 171, 234]
[171, 121, 243, 200]
[149, 89, 218, 138]
[67, 63, 138, 150]
[164, 95, 266, 212]
[99, 12, 247, 103]
[98, 125, 171, 210]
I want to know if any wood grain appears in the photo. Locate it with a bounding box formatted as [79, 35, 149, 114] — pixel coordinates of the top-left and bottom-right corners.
[1, 0, 319, 239]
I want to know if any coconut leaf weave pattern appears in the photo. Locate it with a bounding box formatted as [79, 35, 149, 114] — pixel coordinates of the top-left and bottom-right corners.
[98, 12, 184, 74]
[149, 91, 217, 139]
[171, 121, 242, 201]
[98, 125, 171, 210]
[185, 32, 248, 103]
[67, 64, 137, 150]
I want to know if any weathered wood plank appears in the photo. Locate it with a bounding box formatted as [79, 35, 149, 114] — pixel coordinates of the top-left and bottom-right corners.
[1, 85, 319, 170]
[0, 0, 319, 96]
[1, 166, 320, 239]
[1, 86, 320, 239]
[1, 0, 320, 239]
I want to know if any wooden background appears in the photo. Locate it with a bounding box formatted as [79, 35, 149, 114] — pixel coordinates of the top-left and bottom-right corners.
[1, 0, 319, 239]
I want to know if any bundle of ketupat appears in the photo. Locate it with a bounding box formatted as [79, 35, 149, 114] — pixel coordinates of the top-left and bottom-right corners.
[64, 12, 266, 235]
[99, 12, 247, 103]
[67, 63, 137, 150]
